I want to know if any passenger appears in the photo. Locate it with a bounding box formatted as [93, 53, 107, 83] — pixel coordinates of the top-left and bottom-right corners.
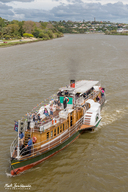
[75, 93, 80, 98]
[25, 137, 33, 155]
[27, 113, 31, 130]
[54, 99, 57, 105]
[57, 90, 62, 96]
[11, 147, 17, 160]
[91, 87, 94, 91]
[65, 90, 69, 96]
[55, 98, 61, 110]
[83, 93, 87, 99]
[37, 113, 41, 121]
[63, 97, 69, 110]
[57, 99, 61, 108]
[101, 88, 105, 97]
[50, 104, 53, 117]
[19, 131, 24, 147]
[33, 113, 35, 122]
[96, 96, 100, 102]
[43, 108, 49, 117]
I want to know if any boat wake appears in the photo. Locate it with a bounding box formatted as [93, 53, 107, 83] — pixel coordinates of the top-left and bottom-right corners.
[98, 106, 127, 128]
[105, 99, 108, 104]
[6, 169, 25, 177]
[6, 171, 12, 177]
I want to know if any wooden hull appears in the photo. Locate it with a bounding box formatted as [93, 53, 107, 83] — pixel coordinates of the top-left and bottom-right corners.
[11, 117, 102, 176]
[11, 130, 80, 175]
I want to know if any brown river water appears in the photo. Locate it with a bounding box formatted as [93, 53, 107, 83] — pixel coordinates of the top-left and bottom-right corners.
[0, 34, 128, 192]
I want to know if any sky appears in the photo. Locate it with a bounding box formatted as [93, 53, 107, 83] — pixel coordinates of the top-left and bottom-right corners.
[0, 0, 128, 23]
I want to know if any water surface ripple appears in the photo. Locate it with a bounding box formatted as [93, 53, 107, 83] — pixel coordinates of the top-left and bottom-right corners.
[0, 34, 128, 192]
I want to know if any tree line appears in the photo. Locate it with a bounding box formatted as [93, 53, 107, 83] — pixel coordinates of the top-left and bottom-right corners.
[0, 17, 63, 40]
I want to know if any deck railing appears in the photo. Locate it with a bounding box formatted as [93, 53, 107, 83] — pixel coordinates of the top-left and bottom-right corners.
[75, 90, 100, 106]
[10, 135, 18, 157]
[19, 116, 84, 159]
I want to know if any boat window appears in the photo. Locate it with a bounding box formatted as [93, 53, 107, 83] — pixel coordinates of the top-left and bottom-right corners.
[47, 132, 49, 140]
[54, 129, 56, 136]
[63, 124, 64, 131]
[57, 127, 59, 134]
[51, 131, 53, 138]
[60, 125, 62, 133]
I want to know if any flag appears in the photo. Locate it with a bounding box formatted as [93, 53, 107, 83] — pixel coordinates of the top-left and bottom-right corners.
[14, 121, 18, 132]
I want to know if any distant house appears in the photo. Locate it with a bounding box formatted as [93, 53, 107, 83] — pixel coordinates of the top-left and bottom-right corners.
[117, 28, 128, 33]
[105, 24, 111, 27]
[73, 24, 78, 28]
[89, 29, 94, 31]
[117, 28, 123, 32]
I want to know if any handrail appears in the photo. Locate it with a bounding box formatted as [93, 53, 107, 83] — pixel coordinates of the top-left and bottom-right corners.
[10, 120, 27, 158]
[75, 90, 100, 107]
[10, 135, 18, 157]
[36, 90, 100, 132]
[20, 116, 84, 159]
[25, 90, 101, 133]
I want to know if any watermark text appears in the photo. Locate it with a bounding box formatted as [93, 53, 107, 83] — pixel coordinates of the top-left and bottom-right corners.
[4, 183, 31, 190]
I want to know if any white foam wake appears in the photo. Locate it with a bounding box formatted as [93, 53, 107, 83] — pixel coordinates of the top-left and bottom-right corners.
[98, 107, 127, 128]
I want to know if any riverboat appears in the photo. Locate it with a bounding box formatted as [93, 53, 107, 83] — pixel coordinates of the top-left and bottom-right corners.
[10, 80, 105, 176]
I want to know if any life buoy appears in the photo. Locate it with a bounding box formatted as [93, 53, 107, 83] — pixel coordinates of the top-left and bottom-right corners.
[33, 137, 37, 143]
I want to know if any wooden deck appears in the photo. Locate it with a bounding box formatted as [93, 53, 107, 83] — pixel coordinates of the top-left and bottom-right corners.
[33, 109, 61, 132]
[80, 124, 93, 130]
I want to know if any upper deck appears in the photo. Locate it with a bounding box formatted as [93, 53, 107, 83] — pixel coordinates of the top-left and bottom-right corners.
[24, 80, 100, 133]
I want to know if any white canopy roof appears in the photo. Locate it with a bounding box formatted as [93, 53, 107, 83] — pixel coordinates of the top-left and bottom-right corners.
[59, 80, 99, 94]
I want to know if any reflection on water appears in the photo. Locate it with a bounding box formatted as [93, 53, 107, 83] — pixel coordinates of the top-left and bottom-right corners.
[0, 34, 128, 192]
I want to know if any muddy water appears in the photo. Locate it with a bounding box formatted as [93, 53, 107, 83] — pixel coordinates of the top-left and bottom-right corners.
[0, 34, 128, 192]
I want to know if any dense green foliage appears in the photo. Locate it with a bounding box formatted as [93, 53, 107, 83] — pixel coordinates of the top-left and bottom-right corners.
[0, 17, 63, 40]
